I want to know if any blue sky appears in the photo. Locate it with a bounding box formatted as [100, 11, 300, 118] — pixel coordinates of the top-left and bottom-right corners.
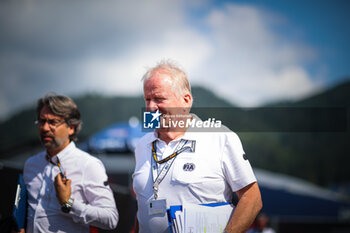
[235, 0, 350, 81]
[0, 0, 349, 120]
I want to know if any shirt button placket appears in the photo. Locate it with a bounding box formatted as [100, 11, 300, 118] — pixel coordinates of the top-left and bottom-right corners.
[38, 165, 50, 216]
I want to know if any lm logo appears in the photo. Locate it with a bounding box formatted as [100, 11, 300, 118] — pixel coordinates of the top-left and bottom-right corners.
[183, 163, 195, 172]
[143, 110, 161, 129]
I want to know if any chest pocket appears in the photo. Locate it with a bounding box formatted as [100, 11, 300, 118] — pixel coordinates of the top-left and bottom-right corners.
[171, 157, 208, 185]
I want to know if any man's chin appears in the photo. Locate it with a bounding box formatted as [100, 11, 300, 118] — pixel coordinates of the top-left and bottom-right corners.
[41, 140, 56, 149]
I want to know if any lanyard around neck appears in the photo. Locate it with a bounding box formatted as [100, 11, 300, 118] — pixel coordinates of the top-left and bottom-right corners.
[152, 139, 191, 164]
[46, 154, 66, 179]
[151, 139, 196, 199]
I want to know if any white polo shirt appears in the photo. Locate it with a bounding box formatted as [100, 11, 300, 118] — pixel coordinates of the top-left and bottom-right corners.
[133, 128, 257, 233]
[23, 142, 119, 233]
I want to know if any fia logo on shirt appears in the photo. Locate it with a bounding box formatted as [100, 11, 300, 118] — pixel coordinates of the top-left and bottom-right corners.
[183, 163, 195, 172]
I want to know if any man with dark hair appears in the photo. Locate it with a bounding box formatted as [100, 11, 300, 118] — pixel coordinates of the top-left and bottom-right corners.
[23, 93, 118, 233]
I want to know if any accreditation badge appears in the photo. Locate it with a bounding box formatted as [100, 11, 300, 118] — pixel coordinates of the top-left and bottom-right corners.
[148, 198, 167, 215]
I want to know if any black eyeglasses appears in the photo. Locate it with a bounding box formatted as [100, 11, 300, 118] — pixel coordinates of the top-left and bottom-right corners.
[34, 118, 66, 128]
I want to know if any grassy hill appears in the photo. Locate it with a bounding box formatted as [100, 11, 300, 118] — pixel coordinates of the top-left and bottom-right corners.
[0, 81, 349, 188]
[239, 80, 350, 187]
[0, 86, 232, 155]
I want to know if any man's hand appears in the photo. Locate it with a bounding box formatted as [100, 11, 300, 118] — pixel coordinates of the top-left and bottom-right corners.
[54, 173, 71, 204]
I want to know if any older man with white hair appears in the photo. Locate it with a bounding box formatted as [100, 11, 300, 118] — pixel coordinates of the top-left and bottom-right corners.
[132, 61, 262, 233]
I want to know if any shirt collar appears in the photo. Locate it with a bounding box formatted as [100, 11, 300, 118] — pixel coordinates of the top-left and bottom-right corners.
[47, 141, 76, 163]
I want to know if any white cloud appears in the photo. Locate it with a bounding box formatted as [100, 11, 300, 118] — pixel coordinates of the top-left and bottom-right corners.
[58, 25, 212, 96]
[0, 0, 323, 120]
[188, 3, 322, 106]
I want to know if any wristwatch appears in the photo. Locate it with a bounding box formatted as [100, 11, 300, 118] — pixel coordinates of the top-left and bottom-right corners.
[61, 197, 74, 213]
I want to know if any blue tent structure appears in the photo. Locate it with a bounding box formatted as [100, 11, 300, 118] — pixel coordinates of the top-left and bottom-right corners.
[87, 118, 146, 153]
[254, 169, 350, 222]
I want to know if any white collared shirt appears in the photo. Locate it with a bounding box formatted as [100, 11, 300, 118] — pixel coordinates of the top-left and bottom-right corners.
[23, 142, 118, 233]
[133, 127, 257, 233]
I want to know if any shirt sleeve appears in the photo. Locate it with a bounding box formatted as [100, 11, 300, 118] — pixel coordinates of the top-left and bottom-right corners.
[69, 158, 119, 230]
[222, 132, 257, 192]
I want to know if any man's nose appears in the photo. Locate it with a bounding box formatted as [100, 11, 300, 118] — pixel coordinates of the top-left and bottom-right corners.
[146, 100, 158, 112]
[40, 121, 51, 131]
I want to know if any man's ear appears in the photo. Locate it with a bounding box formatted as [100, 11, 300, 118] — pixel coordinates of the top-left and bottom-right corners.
[183, 93, 192, 107]
[68, 125, 75, 136]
